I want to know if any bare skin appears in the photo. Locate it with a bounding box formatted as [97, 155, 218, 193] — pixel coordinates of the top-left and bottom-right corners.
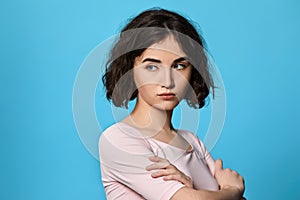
[122, 36, 245, 200]
[146, 156, 246, 200]
[146, 156, 193, 188]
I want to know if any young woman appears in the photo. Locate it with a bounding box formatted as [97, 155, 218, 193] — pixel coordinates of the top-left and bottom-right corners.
[99, 8, 245, 200]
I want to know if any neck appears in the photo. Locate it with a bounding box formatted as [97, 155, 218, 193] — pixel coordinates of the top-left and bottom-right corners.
[125, 96, 174, 134]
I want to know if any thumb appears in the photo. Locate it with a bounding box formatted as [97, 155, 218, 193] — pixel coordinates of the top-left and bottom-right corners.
[214, 159, 223, 172]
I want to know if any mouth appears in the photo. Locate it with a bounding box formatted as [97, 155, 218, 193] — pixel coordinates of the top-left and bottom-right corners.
[157, 92, 176, 100]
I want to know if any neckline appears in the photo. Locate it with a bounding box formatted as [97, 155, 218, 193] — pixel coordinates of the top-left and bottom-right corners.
[148, 133, 194, 152]
[117, 122, 194, 152]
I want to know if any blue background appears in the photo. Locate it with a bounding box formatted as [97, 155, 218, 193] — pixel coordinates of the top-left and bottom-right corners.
[1, 0, 299, 199]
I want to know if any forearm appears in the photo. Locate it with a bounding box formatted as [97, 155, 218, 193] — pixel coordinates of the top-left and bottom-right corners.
[196, 187, 241, 200]
[171, 186, 242, 200]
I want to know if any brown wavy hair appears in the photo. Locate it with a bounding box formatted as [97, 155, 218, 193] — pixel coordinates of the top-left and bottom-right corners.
[102, 8, 215, 109]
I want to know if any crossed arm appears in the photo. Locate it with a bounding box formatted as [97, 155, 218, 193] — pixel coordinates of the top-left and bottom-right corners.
[146, 156, 245, 200]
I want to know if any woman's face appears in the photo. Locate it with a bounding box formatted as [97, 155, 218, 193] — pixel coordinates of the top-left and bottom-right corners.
[133, 36, 192, 111]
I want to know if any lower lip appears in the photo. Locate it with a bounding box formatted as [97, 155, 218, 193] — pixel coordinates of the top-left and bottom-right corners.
[158, 94, 176, 100]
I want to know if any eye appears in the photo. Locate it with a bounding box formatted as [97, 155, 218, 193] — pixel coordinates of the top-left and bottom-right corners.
[173, 63, 187, 70]
[145, 65, 159, 71]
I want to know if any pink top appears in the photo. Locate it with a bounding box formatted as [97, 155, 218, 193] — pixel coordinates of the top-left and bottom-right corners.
[99, 122, 219, 200]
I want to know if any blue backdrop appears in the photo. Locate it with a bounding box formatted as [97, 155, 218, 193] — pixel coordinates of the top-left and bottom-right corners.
[1, 0, 299, 199]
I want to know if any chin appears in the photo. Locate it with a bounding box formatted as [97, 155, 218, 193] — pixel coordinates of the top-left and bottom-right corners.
[153, 102, 179, 111]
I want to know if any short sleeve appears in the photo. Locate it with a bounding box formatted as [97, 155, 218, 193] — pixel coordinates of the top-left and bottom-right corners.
[99, 124, 185, 200]
[182, 131, 216, 176]
[195, 136, 216, 176]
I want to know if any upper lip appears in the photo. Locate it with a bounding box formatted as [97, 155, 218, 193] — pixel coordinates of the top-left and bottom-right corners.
[157, 92, 175, 96]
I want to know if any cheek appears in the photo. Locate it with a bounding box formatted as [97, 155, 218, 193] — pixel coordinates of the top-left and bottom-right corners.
[133, 68, 155, 88]
[138, 84, 156, 94]
[174, 71, 191, 88]
[134, 71, 162, 88]
[176, 80, 190, 98]
[137, 85, 158, 103]
[173, 72, 192, 99]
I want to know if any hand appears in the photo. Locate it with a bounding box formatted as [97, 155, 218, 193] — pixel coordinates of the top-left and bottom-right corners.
[214, 159, 245, 197]
[145, 156, 193, 188]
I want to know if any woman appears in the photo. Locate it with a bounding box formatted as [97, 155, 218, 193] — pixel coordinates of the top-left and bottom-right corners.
[99, 8, 245, 200]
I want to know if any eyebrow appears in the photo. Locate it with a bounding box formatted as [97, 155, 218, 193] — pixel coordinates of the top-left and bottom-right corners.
[142, 58, 161, 63]
[142, 57, 188, 64]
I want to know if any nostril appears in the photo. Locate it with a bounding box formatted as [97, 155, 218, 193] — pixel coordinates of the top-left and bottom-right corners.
[161, 69, 174, 88]
[162, 80, 175, 89]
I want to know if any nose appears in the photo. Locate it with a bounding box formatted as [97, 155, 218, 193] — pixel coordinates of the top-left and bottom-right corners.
[161, 67, 175, 89]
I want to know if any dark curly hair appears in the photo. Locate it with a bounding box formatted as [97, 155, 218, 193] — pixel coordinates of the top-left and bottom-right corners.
[102, 8, 215, 109]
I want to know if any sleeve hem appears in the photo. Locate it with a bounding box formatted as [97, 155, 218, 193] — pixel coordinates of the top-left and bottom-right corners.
[160, 184, 186, 200]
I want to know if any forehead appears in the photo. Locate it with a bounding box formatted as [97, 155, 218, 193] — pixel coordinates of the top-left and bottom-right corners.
[138, 36, 187, 61]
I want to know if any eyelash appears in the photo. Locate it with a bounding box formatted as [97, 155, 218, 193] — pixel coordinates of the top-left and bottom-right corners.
[145, 63, 188, 71]
[173, 63, 187, 70]
[145, 65, 158, 71]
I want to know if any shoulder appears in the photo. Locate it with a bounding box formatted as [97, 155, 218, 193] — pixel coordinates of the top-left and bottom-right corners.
[101, 122, 135, 137]
[99, 122, 153, 155]
[98, 122, 155, 172]
[100, 122, 145, 143]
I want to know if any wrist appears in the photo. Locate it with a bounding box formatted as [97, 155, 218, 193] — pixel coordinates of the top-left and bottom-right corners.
[220, 186, 243, 200]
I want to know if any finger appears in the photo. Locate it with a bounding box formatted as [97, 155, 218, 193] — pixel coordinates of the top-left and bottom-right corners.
[163, 174, 193, 188]
[165, 162, 179, 171]
[224, 168, 231, 173]
[148, 156, 168, 163]
[146, 156, 170, 171]
[151, 170, 168, 178]
[163, 174, 181, 181]
[146, 163, 163, 171]
[146, 162, 169, 171]
[232, 170, 238, 175]
[166, 166, 177, 174]
[214, 159, 223, 171]
[163, 174, 188, 185]
[151, 167, 176, 178]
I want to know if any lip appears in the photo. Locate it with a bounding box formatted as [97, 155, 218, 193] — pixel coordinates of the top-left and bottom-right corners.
[157, 92, 176, 100]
